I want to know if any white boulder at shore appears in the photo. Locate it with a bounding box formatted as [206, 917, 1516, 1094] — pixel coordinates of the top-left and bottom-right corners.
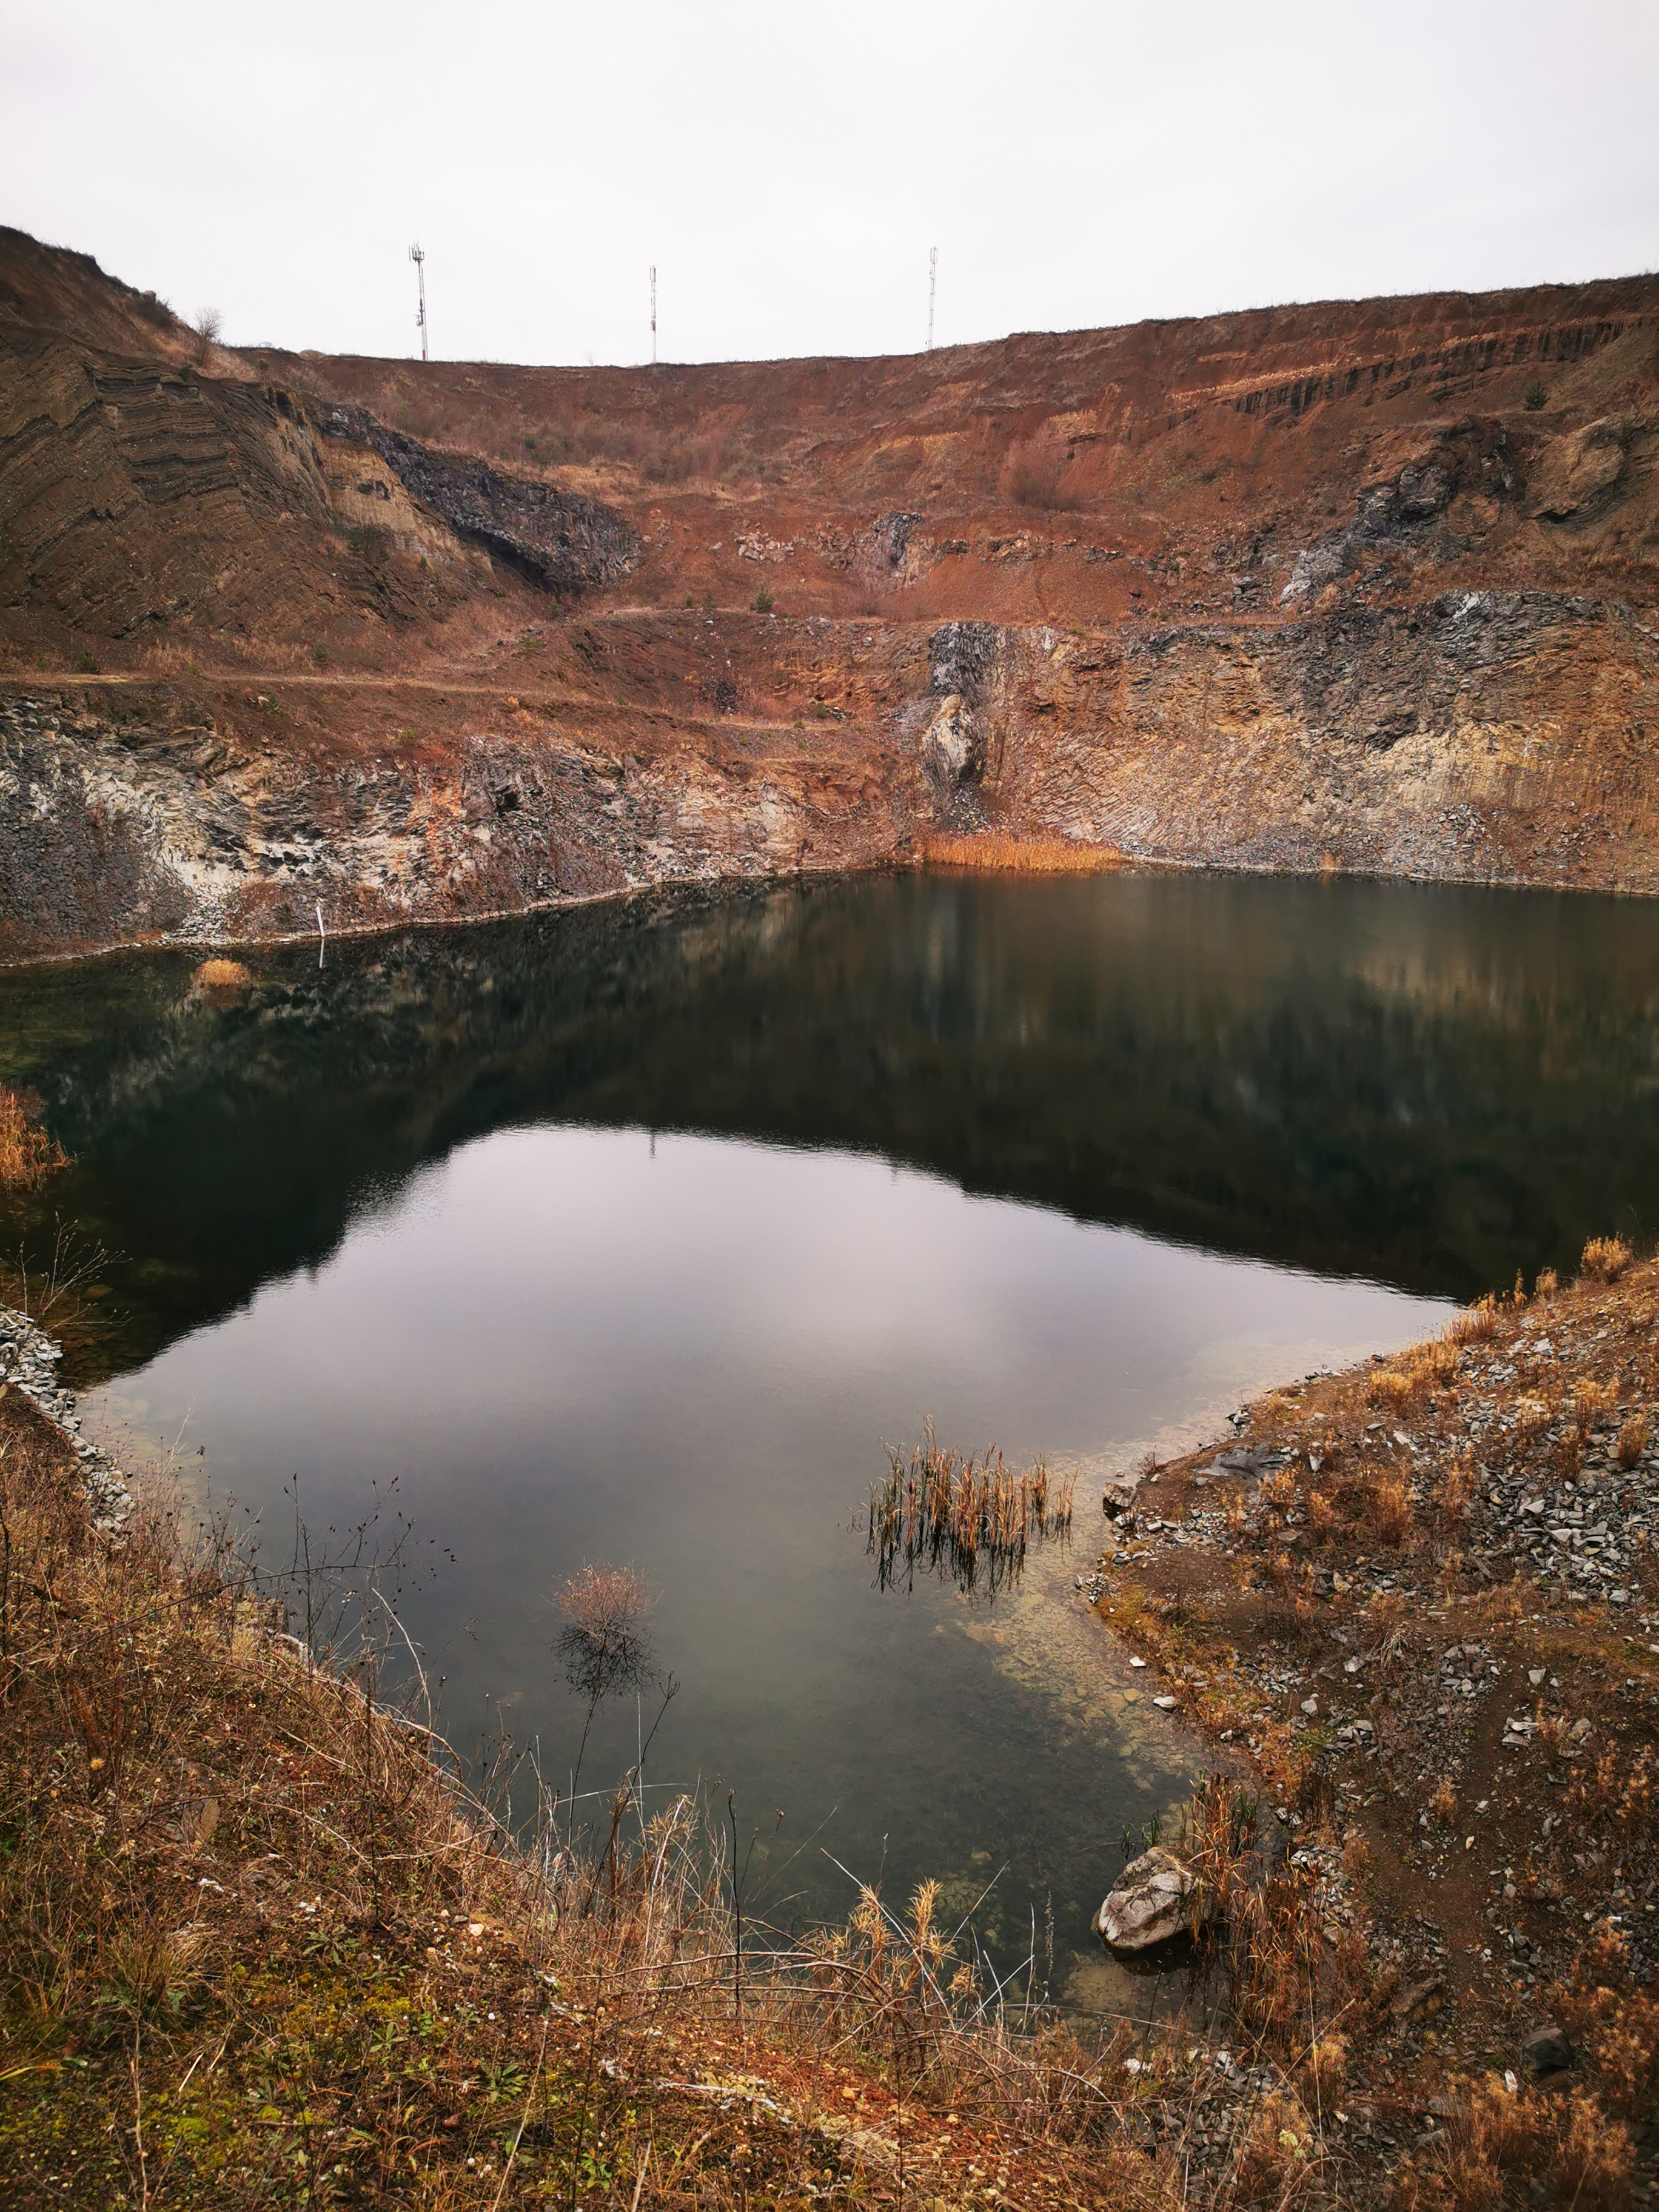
[1093, 1846, 1204, 1952]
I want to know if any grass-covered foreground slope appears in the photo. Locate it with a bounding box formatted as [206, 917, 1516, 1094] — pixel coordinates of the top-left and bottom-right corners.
[4, 1244, 1658, 2207]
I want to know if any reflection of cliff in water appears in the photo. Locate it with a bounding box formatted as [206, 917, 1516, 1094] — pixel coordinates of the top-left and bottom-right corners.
[4, 868, 1659, 1379]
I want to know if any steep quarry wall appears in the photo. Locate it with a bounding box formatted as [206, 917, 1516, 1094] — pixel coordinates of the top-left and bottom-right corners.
[4, 230, 1659, 956]
[0, 677, 921, 959]
[5, 586, 1657, 958]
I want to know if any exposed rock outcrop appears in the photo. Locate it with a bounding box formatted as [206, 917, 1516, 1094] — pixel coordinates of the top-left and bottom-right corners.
[320, 406, 640, 596]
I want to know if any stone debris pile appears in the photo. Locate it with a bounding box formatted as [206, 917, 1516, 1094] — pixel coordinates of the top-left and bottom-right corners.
[0, 1303, 128, 1524]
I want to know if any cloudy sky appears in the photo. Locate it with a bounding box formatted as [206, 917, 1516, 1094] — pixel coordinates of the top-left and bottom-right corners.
[5, 1, 1655, 368]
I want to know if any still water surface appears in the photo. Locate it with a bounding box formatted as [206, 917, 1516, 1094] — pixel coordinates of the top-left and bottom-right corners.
[5, 870, 1658, 2000]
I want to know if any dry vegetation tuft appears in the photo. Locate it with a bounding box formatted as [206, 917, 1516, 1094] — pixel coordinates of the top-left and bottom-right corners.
[1579, 1234, 1634, 1284]
[0, 1087, 69, 1190]
[918, 831, 1124, 874]
[193, 958, 253, 991]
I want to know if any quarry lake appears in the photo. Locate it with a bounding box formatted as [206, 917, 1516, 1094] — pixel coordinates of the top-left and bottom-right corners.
[6, 868, 1659, 2005]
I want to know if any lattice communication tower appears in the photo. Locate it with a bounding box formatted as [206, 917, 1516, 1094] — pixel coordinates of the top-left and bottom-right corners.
[410, 244, 428, 363]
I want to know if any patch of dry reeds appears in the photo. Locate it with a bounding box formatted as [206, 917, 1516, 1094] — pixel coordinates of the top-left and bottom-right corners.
[1387, 2071, 1634, 2212]
[918, 831, 1123, 874]
[0, 1085, 68, 1190]
[192, 957, 252, 990]
[1369, 1474, 1413, 1545]
[1580, 1235, 1634, 1284]
[868, 1422, 1076, 1596]
[1367, 1334, 1458, 1414]
[1447, 1295, 1498, 1345]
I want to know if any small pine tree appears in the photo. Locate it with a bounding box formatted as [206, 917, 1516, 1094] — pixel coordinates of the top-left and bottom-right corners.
[752, 588, 773, 615]
[1524, 379, 1547, 411]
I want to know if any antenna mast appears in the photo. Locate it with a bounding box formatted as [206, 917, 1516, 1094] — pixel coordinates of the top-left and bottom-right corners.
[927, 246, 937, 351]
[650, 266, 657, 364]
[409, 244, 427, 362]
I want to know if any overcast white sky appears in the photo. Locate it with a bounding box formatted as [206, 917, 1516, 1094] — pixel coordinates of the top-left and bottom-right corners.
[5, 1, 1656, 368]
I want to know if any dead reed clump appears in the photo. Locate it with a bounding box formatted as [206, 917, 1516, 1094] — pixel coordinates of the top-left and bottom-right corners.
[1515, 1395, 1554, 1446]
[1615, 1412, 1648, 1469]
[1437, 1452, 1478, 1534]
[1565, 1745, 1657, 1842]
[1299, 2033, 1347, 2105]
[1231, 2089, 1322, 2205]
[1573, 1377, 1618, 1436]
[1261, 1468, 1298, 1513]
[0, 1085, 69, 1190]
[1447, 1295, 1499, 1344]
[193, 957, 252, 990]
[1555, 1928, 1659, 2124]
[917, 831, 1123, 874]
[1307, 1488, 1336, 1534]
[1369, 1366, 1414, 1413]
[1432, 1777, 1460, 1828]
[1181, 1771, 1261, 1923]
[1534, 1708, 1574, 1760]
[1369, 1473, 1414, 1546]
[1425, 2071, 1637, 2212]
[1581, 1235, 1634, 1284]
[1535, 1266, 1561, 1298]
[552, 1560, 660, 1837]
[868, 1422, 1075, 1597]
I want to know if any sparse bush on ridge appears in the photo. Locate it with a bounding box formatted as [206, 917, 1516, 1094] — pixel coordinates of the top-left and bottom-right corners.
[1580, 1233, 1632, 1284]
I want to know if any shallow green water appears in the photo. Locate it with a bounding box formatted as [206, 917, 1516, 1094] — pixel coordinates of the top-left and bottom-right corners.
[4, 869, 1657, 2004]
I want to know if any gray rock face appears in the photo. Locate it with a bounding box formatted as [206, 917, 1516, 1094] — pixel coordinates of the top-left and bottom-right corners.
[321, 406, 641, 596]
[0, 1303, 129, 1526]
[922, 692, 977, 786]
[1093, 1846, 1204, 1952]
[927, 620, 1001, 702]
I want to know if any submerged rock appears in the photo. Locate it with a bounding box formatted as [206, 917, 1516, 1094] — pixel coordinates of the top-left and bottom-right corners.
[1093, 1846, 1206, 1952]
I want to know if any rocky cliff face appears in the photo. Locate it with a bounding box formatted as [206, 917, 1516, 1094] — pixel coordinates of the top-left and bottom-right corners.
[0, 675, 920, 959]
[3, 230, 1658, 956]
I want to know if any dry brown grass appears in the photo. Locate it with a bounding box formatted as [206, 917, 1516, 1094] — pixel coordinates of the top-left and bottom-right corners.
[1447, 1296, 1498, 1344]
[918, 831, 1123, 874]
[0, 1086, 68, 1190]
[1580, 1235, 1634, 1284]
[1367, 1335, 1458, 1415]
[1515, 1395, 1554, 1446]
[0, 1386, 1183, 2211]
[1389, 2071, 1634, 2212]
[192, 957, 252, 990]
[1262, 1467, 1298, 1512]
[1369, 1474, 1413, 1545]
[1615, 1411, 1648, 1469]
[869, 1423, 1074, 1596]
[1369, 1369, 1415, 1413]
